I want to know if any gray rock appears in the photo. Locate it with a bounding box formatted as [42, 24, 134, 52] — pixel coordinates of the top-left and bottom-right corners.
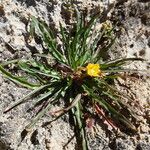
[136, 142, 150, 150]
[115, 139, 135, 150]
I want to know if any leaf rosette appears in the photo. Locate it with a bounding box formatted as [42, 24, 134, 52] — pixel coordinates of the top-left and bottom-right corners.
[0, 12, 144, 150]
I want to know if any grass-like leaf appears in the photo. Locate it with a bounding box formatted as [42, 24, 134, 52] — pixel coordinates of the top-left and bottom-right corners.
[31, 16, 67, 64]
[0, 65, 40, 89]
[4, 84, 51, 113]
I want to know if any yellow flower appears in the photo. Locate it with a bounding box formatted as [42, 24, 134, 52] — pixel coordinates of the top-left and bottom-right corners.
[86, 63, 101, 77]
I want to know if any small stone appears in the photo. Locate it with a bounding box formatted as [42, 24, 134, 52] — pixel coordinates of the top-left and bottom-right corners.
[140, 125, 149, 133]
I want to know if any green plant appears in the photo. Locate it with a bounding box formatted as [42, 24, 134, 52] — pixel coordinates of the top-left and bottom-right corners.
[0, 13, 143, 150]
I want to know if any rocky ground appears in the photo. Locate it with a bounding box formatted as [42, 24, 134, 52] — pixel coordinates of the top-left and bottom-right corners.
[0, 0, 150, 150]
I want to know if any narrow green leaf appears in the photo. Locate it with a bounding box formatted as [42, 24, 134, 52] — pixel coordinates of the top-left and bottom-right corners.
[101, 58, 144, 69]
[103, 68, 149, 74]
[4, 84, 51, 113]
[18, 61, 60, 79]
[94, 36, 116, 63]
[49, 93, 82, 124]
[0, 65, 40, 89]
[59, 23, 72, 66]
[1, 59, 20, 66]
[31, 16, 67, 64]
[25, 85, 65, 130]
[33, 80, 68, 106]
[32, 90, 53, 106]
[25, 100, 53, 131]
[83, 84, 136, 131]
[95, 78, 133, 103]
[74, 101, 88, 150]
